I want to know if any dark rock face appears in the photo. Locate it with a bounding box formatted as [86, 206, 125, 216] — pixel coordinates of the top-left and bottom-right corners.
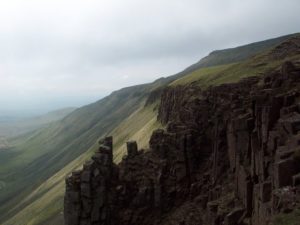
[64, 60, 300, 225]
[65, 137, 118, 225]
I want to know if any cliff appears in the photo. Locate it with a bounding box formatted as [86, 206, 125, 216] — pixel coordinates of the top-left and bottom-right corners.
[64, 59, 300, 225]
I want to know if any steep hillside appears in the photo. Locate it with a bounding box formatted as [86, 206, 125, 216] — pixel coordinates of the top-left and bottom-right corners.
[64, 45, 300, 225]
[170, 33, 299, 80]
[0, 33, 298, 225]
[0, 84, 155, 223]
[2, 102, 160, 225]
[191, 33, 299, 68]
[171, 35, 300, 87]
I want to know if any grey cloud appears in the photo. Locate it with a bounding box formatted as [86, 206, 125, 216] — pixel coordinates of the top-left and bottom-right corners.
[0, 0, 299, 115]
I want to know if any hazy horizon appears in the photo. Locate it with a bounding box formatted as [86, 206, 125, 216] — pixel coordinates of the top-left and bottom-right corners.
[0, 0, 299, 116]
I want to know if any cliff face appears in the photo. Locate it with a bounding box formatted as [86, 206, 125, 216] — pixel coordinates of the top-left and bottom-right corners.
[64, 60, 300, 225]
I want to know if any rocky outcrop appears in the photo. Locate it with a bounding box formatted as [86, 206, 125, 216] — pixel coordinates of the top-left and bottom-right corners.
[65, 60, 300, 225]
[64, 137, 118, 225]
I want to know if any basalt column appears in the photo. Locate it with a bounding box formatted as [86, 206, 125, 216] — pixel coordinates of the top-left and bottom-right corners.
[64, 137, 117, 225]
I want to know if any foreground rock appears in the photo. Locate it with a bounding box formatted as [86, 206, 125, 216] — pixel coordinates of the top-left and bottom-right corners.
[65, 60, 300, 225]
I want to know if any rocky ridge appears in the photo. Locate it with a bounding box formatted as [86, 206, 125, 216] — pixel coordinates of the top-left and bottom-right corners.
[64, 59, 300, 225]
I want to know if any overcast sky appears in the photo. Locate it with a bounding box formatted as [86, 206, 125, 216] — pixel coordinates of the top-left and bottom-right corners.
[0, 0, 299, 116]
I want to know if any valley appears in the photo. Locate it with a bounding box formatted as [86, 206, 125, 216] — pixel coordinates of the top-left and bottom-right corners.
[0, 33, 300, 225]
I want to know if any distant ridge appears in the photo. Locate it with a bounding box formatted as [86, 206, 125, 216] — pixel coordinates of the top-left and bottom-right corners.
[0, 107, 76, 138]
[168, 33, 300, 81]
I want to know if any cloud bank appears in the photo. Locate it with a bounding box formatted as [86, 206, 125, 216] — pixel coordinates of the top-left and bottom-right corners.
[0, 0, 299, 115]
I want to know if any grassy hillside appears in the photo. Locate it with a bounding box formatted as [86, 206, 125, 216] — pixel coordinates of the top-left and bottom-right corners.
[3, 102, 160, 225]
[0, 107, 76, 139]
[0, 84, 151, 222]
[0, 108, 76, 151]
[191, 33, 299, 68]
[171, 35, 300, 87]
[168, 33, 299, 81]
[0, 33, 298, 225]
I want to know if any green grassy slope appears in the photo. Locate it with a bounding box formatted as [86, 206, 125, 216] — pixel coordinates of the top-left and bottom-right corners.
[0, 107, 76, 139]
[0, 85, 150, 220]
[167, 33, 299, 81]
[3, 103, 160, 225]
[0, 33, 298, 225]
[171, 35, 300, 87]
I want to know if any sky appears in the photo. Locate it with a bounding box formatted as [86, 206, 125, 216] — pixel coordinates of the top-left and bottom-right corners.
[0, 0, 299, 116]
